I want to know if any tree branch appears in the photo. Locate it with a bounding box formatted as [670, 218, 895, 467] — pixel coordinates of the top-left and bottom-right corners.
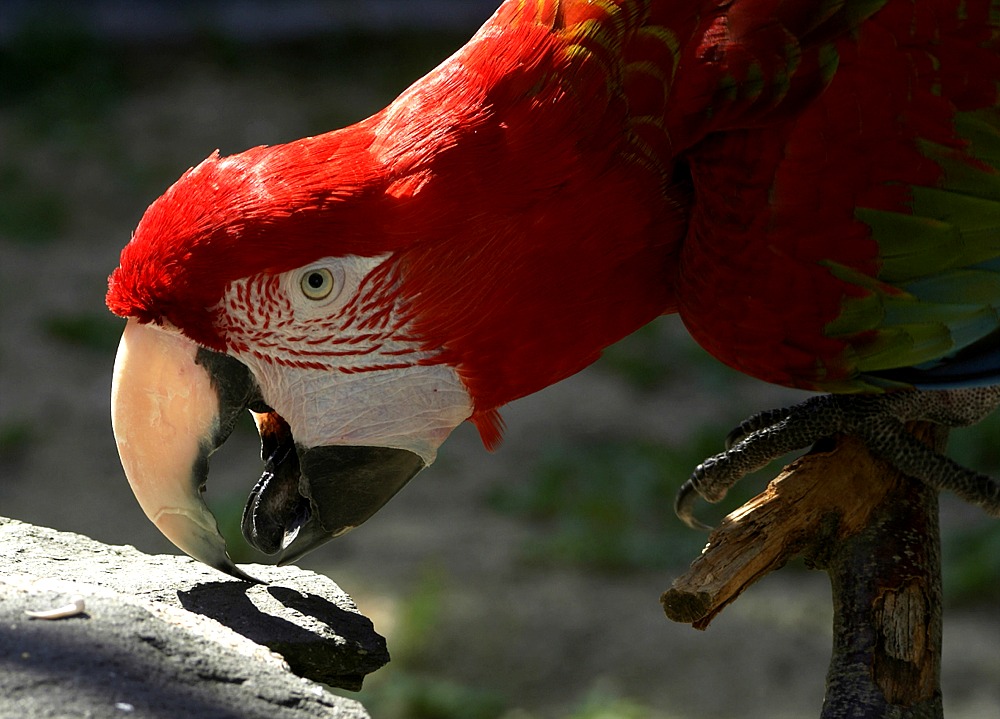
[662, 427, 945, 717]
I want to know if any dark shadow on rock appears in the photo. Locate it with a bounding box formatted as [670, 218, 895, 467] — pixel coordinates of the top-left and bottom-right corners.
[0, 604, 332, 719]
[267, 585, 392, 688]
[177, 581, 389, 690]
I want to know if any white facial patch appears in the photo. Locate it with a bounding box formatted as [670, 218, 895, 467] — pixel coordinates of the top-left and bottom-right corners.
[216, 254, 473, 464]
[246, 359, 472, 464]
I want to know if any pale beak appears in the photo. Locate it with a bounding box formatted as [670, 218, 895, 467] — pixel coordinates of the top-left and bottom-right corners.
[111, 318, 259, 582]
[112, 319, 429, 577]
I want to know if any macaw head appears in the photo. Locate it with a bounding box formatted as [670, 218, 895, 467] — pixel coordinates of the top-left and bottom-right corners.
[106, 20, 682, 579]
[107, 127, 483, 579]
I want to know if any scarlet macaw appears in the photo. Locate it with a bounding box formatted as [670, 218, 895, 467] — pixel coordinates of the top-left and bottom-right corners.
[107, 0, 1000, 578]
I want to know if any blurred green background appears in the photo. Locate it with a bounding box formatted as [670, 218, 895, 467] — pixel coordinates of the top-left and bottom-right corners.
[1, 2, 998, 718]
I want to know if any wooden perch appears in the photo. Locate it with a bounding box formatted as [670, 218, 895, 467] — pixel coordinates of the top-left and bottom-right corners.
[662, 426, 946, 718]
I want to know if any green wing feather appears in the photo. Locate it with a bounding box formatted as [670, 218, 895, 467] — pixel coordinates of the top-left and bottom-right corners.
[828, 108, 1000, 387]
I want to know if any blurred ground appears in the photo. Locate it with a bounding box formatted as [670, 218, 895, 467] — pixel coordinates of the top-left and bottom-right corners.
[1, 4, 998, 718]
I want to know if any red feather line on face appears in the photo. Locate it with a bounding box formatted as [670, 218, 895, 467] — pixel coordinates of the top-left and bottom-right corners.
[216, 252, 430, 381]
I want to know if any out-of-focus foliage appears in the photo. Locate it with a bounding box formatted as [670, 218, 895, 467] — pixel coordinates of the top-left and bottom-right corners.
[43, 313, 124, 351]
[488, 433, 768, 571]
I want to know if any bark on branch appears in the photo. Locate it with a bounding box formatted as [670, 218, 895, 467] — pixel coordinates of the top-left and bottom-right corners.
[662, 426, 945, 718]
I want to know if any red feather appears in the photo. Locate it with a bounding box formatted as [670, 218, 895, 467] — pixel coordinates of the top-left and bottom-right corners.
[108, 0, 1000, 434]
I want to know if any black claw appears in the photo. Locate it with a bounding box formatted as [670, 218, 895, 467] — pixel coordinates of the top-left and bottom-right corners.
[674, 479, 714, 531]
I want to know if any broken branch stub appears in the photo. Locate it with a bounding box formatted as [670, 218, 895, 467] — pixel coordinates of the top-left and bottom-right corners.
[662, 426, 947, 718]
[661, 434, 897, 628]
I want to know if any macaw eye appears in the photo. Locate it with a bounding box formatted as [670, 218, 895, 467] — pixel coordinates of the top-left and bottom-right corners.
[300, 268, 336, 300]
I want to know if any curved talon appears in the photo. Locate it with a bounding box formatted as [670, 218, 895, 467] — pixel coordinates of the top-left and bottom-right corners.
[685, 388, 1000, 527]
[674, 479, 714, 531]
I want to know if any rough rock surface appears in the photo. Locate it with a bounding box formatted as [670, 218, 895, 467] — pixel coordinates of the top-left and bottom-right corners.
[0, 516, 386, 718]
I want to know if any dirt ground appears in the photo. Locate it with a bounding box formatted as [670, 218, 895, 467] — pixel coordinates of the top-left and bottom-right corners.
[1, 13, 997, 719]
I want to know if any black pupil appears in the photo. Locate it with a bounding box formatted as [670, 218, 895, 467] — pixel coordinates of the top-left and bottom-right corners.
[307, 272, 325, 289]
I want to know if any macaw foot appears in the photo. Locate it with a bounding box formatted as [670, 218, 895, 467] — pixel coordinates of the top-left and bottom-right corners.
[675, 386, 1000, 529]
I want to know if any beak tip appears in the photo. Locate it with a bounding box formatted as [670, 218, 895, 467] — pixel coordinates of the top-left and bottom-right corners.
[215, 561, 265, 584]
[113, 320, 267, 583]
[154, 510, 263, 583]
[185, 540, 265, 584]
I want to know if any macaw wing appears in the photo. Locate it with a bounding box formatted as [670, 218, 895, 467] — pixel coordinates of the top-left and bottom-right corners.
[843, 107, 1000, 388]
[670, 0, 1000, 392]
